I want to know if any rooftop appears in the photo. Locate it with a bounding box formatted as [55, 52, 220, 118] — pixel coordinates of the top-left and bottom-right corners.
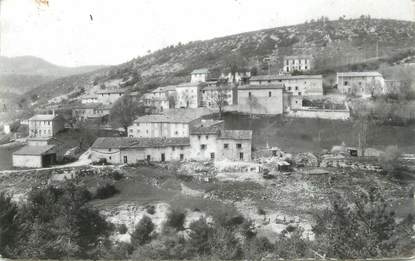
[219, 130, 253, 140]
[191, 68, 209, 74]
[190, 120, 224, 135]
[201, 85, 235, 91]
[134, 108, 215, 124]
[337, 72, 383, 77]
[29, 114, 59, 121]
[238, 84, 285, 90]
[81, 94, 98, 99]
[91, 137, 190, 149]
[284, 55, 313, 60]
[250, 74, 323, 81]
[176, 82, 207, 88]
[13, 145, 55, 156]
[152, 85, 177, 93]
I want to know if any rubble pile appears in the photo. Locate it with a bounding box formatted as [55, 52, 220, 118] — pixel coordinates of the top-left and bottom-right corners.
[293, 152, 319, 167]
[320, 155, 383, 172]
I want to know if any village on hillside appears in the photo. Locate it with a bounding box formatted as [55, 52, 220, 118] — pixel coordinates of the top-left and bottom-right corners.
[1, 5, 415, 259]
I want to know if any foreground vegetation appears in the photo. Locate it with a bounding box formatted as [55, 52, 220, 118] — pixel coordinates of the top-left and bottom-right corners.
[0, 170, 413, 260]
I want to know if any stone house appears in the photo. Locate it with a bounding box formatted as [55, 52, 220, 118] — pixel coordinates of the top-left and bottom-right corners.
[71, 104, 111, 122]
[249, 74, 323, 96]
[283, 55, 313, 73]
[189, 119, 252, 161]
[28, 113, 65, 138]
[96, 88, 126, 105]
[337, 72, 385, 97]
[12, 137, 65, 168]
[128, 108, 214, 138]
[191, 68, 209, 83]
[90, 137, 191, 164]
[175, 82, 206, 109]
[200, 85, 237, 107]
[237, 84, 284, 115]
[91, 120, 252, 164]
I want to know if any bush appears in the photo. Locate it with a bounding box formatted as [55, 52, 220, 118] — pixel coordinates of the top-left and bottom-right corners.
[145, 205, 156, 215]
[95, 183, 119, 199]
[118, 224, 128, 234]
[110, 171, 124, 181]
[131, 216, 154, 246]
[257, 207, 266, 215]
[165, 209, 186, 231]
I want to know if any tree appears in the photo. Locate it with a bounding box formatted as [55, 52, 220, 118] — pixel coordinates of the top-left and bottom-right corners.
[165, 209, 186, 231]
[130, 216, 154, 246]
[110, 94, 146, 133]
[210, 85, 230, 119]
[187, 217, 213, 256]
[0, 193, 19, 257]
[312, 187, 413, 259]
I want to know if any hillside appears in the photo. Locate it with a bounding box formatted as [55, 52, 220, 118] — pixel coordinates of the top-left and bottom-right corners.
[0, 56, 106, 94]
[26, 18, 415, 106]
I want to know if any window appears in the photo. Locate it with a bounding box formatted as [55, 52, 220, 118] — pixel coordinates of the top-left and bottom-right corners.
[344, 81, 348, 86]
[259, 81, 262, 85]
[175, 131, 178, 135]
[298, 92, 302, 96]
[180, 154, 184, 161]
[129, 129, 133, 133]
[198, 135, 201, 140]
[161, 153, 165, 162]
[268, 91, 272, 97]
[224, 144, 229, 149]
[295, 86, 298, 90]
[109, 156, 112, 160]
[201, 144, 207, 150]
[288, 87, 292, 91]
[205, 135, 209, 139]
[210, 153, 215, 159]
[237, 144, 242, 149]
[147, 155, 151, 161]
[268, 80, 271, 83]
[240, 152, 244, 160]
[108, 148, 112, 152]
[248, 92, 251, 97]
[123, 156, 128, 164]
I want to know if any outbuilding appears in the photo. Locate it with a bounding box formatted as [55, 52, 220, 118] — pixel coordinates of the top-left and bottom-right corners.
[12, 145, 57, 168]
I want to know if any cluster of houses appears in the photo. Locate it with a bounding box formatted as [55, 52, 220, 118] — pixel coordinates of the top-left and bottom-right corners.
[10, 54, 399, 168]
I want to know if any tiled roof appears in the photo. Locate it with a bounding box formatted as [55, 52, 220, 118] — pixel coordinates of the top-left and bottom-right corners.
[219, 130, 253, 140]
[337, 72, 383, 77]
[190, 120, 224, 134]
[91, 137, 190, 149]
[152, 85, 177, 93]
[134, 108, 214, 124]
[176, 82, 207, 88]
[71, 103, 111, 110]
[284, 55, 313, 60]
[13, 145, 55, 156]
[29, 114, 59, 121]
[238, 84, 285, 90]
[201, 85, 234, 91]
[250, 74, 323, 81]
[191, 68, 209, 74]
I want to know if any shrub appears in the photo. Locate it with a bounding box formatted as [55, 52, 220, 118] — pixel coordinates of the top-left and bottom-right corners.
[165, 209, 186, 231]
[257, 207, 266, 215]
[145, 205, 156, 215]
[131, 216, 154, 246]
[95, 183, 119, 199]
[110, 171, 124, 181]
[118, 224, 128, 234]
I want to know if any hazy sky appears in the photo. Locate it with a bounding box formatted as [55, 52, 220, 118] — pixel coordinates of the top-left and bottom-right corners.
[1, 0, 414, 67]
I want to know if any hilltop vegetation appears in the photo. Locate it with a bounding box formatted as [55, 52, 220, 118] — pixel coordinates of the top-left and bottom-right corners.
[24, 18, 415, 106]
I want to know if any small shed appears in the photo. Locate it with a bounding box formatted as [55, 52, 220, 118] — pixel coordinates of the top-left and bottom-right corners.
[13, 145, 57, 168]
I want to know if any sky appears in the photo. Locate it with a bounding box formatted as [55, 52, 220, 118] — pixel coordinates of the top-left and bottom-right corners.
[0, 0, 414, 67]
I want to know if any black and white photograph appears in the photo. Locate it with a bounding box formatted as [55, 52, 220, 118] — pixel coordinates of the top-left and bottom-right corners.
[0, 0, 415, 260]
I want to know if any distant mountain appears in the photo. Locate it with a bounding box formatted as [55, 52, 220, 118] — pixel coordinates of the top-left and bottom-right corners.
[0, 56, 106, 94]
[25, 18, 415, 106]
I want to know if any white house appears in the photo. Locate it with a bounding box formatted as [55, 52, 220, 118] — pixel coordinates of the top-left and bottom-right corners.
[81, 95, 99, 104]
[337, 72, 385, 97]
[96, 88, 126, 105]
[128, 108, 214, 138]
[283, 55, 313, 73]
[175, 82, 206, 109]
[237, 84, 285, 115]
[249, 74, 323, 96]
[28, 113, 65, 138]
[191, 68, 209, 83]
[201, 85, 236, 107]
